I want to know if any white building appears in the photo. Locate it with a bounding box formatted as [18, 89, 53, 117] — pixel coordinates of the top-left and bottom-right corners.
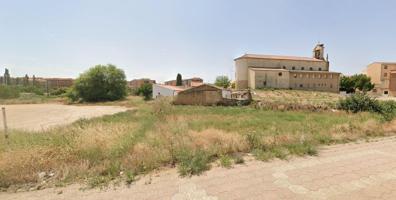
[152, 84, 185, 99]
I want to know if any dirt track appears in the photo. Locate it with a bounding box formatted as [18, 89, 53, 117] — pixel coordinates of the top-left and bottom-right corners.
[0, 104, 129, 131]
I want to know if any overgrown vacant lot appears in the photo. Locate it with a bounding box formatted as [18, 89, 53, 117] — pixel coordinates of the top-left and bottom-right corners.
[0, 96, 395, 190]
[254, 89, 342, 107]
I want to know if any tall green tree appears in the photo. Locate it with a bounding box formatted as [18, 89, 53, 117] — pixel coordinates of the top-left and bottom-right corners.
[214, 75, 231, 88]
[176, 73, 182, 86]
[340, 74, 374, 93]
[3, 68, 10, 85]
[137, 83, 153, 101]
[70, 64, 128, 102]
[23, 74, 29, 86]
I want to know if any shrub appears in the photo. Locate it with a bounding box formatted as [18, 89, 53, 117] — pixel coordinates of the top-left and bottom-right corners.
[0, 85, 20, 99]
[70, 64, 128, 102]
[378, 101, 396, 121]
[214, 75, 231, 88]
[176, 149, 210, 176]
[136, 83, 152, 101]
[219, 155, 232, 168]
[50, 87, 68, 96]
[338, 93, 396, 121]
[337, 93, 381, 113]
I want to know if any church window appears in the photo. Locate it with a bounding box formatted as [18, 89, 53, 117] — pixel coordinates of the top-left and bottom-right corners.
[319, 68, 322, 71]
[301, 67, 305, 70]
[292, 66, 295, 70]
[283, 66, 286, 69]
[309, 67, 313, 71]
[278, 72, 282, 76]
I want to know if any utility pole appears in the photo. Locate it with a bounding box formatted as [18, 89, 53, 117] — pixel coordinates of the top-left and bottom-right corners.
[2, 107, 8, 140]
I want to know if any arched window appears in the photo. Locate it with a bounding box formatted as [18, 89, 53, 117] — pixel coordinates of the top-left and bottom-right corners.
[292, 66, 295, 70]
[301, 67, 305, 70]
[309, 67, 313, 71]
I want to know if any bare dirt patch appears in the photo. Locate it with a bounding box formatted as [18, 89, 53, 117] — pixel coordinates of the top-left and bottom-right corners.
[0, 104, 129, 131]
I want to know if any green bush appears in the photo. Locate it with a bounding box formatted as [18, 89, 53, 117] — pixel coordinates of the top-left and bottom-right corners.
[338, 93, 381, 113]
[378, 101, 396, 121]
[219, 155, 232, 168]
[19, 85, 44, 96]
[338, 93, 396, 121]
[70, 64, 128, 102]
[50, 87, 68, 96]
[136, 83, 152, 101]
[0, 85, 20, 99]
[176, 149, 210, 176]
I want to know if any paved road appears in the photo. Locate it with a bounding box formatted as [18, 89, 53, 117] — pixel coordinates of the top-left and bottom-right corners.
[0, 104, 128, 131]
[2, 137, 396, 200]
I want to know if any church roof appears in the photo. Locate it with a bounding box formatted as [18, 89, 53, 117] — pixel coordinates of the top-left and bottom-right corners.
[234, 54, 325, 62]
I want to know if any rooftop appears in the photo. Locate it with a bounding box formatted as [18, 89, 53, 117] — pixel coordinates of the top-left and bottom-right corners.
[155, 84, 185, 91]
[235, 54, 325, 62]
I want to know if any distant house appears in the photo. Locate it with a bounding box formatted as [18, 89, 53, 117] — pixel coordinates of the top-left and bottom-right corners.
[164, 77, 203, 87]
[173, 84, 247, 106]
[365, 62, 396, 96]
[129, 78, 156, 90]
[152, 84, 185, 99]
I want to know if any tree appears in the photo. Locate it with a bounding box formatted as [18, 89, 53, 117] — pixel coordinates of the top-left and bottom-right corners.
[137, 83, 153, 101]
[32, 75, 36, 86]
[340, 74, 374, 93]
[3, 68, 10, 85]
[70, 64, 128, 102]
[353, 74, 374, 92]
[23, 74, 29, 86]
[340, 76, 355, 93]
[215, 75, 231, 88]
[176, 73, 182, 86]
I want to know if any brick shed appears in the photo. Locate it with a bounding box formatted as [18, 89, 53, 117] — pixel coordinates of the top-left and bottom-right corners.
[173, 84, 224, 106]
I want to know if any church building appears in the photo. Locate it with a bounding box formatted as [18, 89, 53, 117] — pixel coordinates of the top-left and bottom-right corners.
[234, 44, 340, 92]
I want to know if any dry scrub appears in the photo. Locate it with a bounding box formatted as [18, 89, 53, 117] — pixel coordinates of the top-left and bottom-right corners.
[0, 96, 394, 190]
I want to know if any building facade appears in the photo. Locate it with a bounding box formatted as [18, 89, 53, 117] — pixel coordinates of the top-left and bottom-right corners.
[152, 84, 184, 99]
[129, 79, 156, 89]
[365, 62, 396, 96]
[235, 44, 341, 92]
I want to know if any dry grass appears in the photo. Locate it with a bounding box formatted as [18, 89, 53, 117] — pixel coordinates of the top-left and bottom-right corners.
[0, 95, 393, 190]
[254, 89, 342, 107]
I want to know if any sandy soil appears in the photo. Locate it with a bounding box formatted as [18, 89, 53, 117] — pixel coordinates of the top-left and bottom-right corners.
[1, 137, 396, 200]
[0, 104, 129, 132]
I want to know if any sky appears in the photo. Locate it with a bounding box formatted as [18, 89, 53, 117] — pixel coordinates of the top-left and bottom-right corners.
[0, 0, 395, 83]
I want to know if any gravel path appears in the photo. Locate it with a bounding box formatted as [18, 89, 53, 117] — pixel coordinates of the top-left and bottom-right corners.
[0, 104, 129, 131]
[2, 137, 396, 199]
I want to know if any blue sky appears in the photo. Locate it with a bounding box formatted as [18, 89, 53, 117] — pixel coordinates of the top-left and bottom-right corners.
[1, 0, 395, 82]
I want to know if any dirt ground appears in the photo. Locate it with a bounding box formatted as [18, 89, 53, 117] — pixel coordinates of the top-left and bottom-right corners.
[0, 104, 129, 131]
[2, 136, 396, 200]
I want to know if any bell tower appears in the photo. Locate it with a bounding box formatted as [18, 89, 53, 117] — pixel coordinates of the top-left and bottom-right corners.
[313, 43, 325, 60]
